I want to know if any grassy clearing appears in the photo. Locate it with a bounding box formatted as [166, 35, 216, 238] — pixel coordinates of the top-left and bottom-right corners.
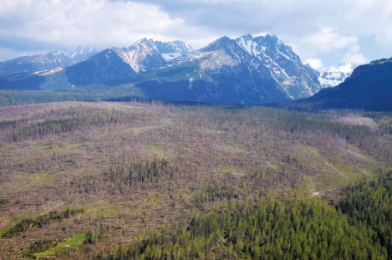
[215, 167, 247, 177]
[81, 201, 122, 219]
[0, 170, 58, 197]
[145, 144, 175, 158]
[34, 233, 86, 258]
[297, 145, 350, 190]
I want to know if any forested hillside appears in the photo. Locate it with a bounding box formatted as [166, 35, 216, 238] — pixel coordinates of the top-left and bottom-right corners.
[0, 101, 391, 259]
[338, 173, 392, 257]
[0, 90, 101, 107]
[115, 174, 392, 260]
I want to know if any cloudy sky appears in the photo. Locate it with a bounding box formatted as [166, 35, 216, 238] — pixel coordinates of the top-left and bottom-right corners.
[1, 0, 391, 69]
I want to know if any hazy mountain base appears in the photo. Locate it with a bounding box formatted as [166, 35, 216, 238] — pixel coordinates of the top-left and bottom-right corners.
[0, 90, 102, 107]
[0, 101, 391, 259]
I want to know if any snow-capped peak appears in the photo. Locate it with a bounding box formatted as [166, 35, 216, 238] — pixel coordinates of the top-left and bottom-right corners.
[158, 40, 193, 61]
[319, 62, 357, 88]
[196, 34, 320, 99]
[132, 38, 148, 46]
[240, 34, 253, 40]
[50, 46, 97, 60]
[168, 40, 193, 52]
[326, 62, 356, 74]
[115, 38, 194, 72]
[235, 34, 258, 56]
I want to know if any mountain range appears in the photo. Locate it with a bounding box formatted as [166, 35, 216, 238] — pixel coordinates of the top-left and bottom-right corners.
[0, 36, 390, 110]
[0, 47, 98, 77]
[65, 39, 193, 86]
[0, 34, 323, 104]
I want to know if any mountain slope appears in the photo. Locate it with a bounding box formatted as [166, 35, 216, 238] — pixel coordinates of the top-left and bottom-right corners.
[135, 34, 320, 104]
[155, 40, 193, 62]
[0, 47, 97, 76]
[65, 49, 138, 86]
[291, 58, 392, 111]
[319, 62, 356, 88]
[126, 36, 291, 104]
[235, 34, 321, 99]
[63, 39, 193, 86]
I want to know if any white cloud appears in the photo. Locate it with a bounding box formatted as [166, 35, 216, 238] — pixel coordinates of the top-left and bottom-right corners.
[304, 58, 324, 70]
[291, 27, 359, 58]
[342, 52, 367, 65]
[0, 48, 38, 62]
[375, 26, 392, 52]
[0, 0, 214, 51]
[0, 48, 22, 62]
[0, 0, 391, 64]
[133, 0, 392, 65]
[285, 27, 368, 66]
[304, 27, 357, 53]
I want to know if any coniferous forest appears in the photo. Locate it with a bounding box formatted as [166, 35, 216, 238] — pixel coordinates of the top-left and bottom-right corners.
[0, 100, 392, 259]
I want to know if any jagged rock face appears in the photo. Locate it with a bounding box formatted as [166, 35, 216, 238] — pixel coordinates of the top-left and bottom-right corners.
[235, 34, 321, 99]
[115, 39, 166, 73]
[155, 40, 193, 62]
[135, 36, 292, 104]
[154, 34, 321, 103]
[319, 62, 356, 88]
[0, 47, 97, 76]
[114, 39, 193, 73]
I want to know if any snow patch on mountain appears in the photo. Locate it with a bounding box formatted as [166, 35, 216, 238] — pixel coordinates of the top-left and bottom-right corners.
[236, 34, 259, 56]
[115, 48, 143, 73]
[319, 62, 356, 88]
[233, 34, 320, 99]
[161, 52, 182, 62]
[276, 48, 294, 62]
[114, 39, 193, 72]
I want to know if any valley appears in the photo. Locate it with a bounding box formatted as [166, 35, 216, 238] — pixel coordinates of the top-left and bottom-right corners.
[0, 101, 391, 259]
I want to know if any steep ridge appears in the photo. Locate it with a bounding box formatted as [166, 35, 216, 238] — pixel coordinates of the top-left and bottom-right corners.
[65, 49, 138, 86]
[235, 34, 321, 99]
